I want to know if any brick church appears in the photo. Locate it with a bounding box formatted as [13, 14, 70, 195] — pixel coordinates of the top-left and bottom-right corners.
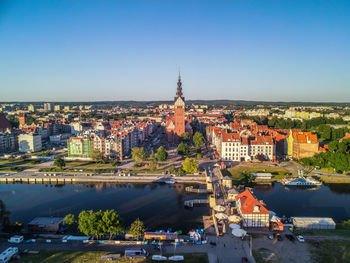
[166, 73, 193, 143]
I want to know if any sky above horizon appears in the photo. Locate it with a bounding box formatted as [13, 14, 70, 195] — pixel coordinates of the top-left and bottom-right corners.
[0, 0, 350, 102]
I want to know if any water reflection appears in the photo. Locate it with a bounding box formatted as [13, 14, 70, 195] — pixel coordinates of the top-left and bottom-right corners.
[0, 183, 207, 231]
[253, 183, 350, 222]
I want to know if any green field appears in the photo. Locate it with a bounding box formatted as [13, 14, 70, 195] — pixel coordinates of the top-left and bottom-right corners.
[18, 251, 208, 263]
[308, 240, 350, 263]
[65, 161, 116, 168]
[294, 223, 350, 238]
[223, 165, 291, 183]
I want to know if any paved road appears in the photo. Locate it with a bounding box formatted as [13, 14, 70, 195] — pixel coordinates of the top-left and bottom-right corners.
[0, 235, 254, 263]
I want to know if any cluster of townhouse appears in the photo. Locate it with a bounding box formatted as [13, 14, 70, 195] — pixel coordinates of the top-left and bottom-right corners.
[206, 119, 320, 161]
[67, 120, 154, 160]
[240, 105, 350, 121]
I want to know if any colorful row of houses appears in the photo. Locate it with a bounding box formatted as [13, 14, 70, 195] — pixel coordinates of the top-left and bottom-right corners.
[206, 119, 320, 161]
[67, 120, 155, 160]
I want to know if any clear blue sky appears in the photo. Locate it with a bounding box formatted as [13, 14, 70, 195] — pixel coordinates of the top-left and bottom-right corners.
[0, 0, 349, 102]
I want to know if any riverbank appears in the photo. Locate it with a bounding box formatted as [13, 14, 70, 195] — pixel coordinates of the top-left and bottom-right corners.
[0, 173, 206, 185]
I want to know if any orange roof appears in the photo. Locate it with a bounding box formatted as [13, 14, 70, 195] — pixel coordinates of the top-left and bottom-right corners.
[294, 132, 318, 144]
[235, 190, 270, 214]
[340, 133, 350, 142]
[222, 132, 240, 142]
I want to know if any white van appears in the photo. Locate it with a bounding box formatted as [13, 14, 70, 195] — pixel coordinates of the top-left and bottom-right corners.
[0, 247, 18, 263]
[124, 248, 148, 258]
[8, 236, 23, 244]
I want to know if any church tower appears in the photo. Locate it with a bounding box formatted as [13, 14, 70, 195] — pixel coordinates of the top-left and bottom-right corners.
[174, 72, 185, 137]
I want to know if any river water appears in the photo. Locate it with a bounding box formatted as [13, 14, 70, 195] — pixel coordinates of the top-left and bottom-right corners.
[253, 182, 350, 222]
[0, 183, 208, 231]
[1, 182, 350, 232]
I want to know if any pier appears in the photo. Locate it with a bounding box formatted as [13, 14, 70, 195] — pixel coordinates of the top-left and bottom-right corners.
[184, 199, 209, 207]
[0, 173, 206, 185]
[185, 186, 212, 194]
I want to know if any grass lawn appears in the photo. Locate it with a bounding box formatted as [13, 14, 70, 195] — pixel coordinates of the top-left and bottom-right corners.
[223, 166, 291, 183]
[294, 223, 350, 237]
[308, 240, 350, 263]
[0, 159, 31, 166]
[318, 176, 350, 184]
[65, 161, 116, 168]
[253, 248, 280, 263]
[18, 251, 208, 263]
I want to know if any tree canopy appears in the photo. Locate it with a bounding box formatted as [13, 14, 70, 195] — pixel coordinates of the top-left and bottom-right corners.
[155, 146, 168, 162]
[180, 132, 190, 143]
[131, 147, 147, 163]
[193, 132, 205, 149]
[182, 157, 199, 174]
[78, 209, 123, 239]
[54, 157, 66, 169]
[177, 143, 190, 156]
[300, 139, 350, 173]
[129, 218, 145, 240]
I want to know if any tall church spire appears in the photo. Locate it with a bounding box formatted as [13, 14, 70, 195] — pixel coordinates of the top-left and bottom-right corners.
[175, 72, 184, 102]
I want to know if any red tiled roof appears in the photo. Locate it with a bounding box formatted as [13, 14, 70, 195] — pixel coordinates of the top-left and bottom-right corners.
[235, 190, 270, 214]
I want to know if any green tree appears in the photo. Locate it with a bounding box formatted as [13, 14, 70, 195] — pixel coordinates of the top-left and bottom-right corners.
[63, 213, 76, 232]
[92, 150, 103, 163]
[131, 147, 147, 163]
[149, 159, 157, 171]
[328, 141, 339, 152]
[169, 165, 176, 174]
[129, 218, 145, 240]
[193, 132, 205, 149]
[102, 209, 123, 240]
[177, 143, 190, 156]
[54, 157, 66, 169]
[155, 146, 168, 161]
[182, 157, 199, 174]
[180, 132, 190, 143]
[244, 172, 255, 184]
[112, 160, 120, 166]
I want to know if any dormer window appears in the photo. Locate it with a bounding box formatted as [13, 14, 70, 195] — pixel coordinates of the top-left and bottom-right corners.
[253, 205, 260, 212]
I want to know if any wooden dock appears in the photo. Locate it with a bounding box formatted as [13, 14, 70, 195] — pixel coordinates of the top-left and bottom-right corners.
[184, 199, 209, 207]
[185, 186, 212, 194]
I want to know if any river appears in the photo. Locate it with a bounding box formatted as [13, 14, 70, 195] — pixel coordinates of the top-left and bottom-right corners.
[0, 183, 208, 231]
[1, 182, 350, 232]
[253, 182, 350, 222]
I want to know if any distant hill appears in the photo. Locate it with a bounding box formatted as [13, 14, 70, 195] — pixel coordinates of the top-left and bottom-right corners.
[1, 100, 348, 107]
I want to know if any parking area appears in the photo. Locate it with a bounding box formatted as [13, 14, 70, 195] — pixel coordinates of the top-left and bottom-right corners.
[253, 234, 312, 263]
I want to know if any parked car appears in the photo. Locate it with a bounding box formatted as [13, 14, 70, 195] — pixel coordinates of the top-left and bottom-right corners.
[296, 235, 305, 242]
[8, 236, 23, 244]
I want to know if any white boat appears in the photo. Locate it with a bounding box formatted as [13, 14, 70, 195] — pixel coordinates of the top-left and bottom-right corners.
[165, 179, 175, 184]
[169, 255, 184, 261]
[281, 176, 322, 187]
[152, 255, 168, 261]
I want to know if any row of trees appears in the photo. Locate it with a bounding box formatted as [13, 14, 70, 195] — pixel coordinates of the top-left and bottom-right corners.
[131, 146, 168, 163]
[177, 132, 205, 156]
[317, 124, 349, 141]
[300, 139, 350, 173]
[63, 210, 145, 240]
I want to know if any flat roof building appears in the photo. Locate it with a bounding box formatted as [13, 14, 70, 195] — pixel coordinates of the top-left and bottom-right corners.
[28, 217, 64, 233]
[292, 217, 336, 230]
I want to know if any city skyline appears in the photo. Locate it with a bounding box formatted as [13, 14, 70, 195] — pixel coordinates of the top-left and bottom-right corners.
[1, 0, 350, 102]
